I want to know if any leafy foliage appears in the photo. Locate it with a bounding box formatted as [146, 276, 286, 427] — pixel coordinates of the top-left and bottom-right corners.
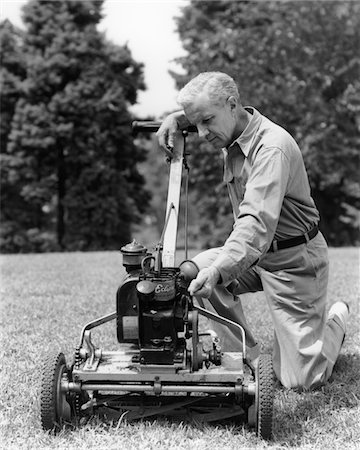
[172, 0, 360, 246]
[0, 0, 149, 252]
[0, 20, 28, 251]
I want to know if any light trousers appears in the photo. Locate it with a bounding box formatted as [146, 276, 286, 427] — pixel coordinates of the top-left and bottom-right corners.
[192, 232, 345, 390]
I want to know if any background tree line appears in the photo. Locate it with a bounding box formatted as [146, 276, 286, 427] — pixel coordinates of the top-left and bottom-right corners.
[1, 0, 149, 252]
[1, 0, 359, 253]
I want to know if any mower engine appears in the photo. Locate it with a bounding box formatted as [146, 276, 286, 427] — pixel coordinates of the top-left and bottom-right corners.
[117, 241, 221, 370]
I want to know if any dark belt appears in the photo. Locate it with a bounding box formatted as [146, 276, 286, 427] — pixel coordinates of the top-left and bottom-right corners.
[268, 226, 319, 252]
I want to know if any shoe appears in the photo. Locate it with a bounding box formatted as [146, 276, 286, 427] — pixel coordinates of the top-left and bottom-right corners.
[328, 301, 350, 333]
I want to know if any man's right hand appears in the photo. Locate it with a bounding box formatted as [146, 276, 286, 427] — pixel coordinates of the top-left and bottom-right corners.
[156, 111, 184, 159]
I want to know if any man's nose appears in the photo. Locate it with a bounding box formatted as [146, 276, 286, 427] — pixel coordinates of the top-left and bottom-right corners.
[197, 125, 209, 138]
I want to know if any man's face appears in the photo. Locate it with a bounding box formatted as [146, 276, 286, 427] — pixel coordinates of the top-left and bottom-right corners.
[184, 92, 236, 148]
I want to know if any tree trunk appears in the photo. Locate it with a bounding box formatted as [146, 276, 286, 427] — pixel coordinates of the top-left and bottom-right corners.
[57, 145, 66, 248]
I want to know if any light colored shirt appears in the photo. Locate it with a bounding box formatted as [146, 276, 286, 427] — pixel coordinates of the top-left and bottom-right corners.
[211, 107, 320, 284]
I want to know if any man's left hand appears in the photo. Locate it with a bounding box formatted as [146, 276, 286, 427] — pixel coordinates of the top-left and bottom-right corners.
[188, 267, 220, 298]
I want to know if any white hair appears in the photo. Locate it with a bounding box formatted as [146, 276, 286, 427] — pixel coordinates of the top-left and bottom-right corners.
[177, 72, 240, 108]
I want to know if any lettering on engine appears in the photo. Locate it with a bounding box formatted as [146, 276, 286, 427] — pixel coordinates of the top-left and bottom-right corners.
[154, 281, 175, 301]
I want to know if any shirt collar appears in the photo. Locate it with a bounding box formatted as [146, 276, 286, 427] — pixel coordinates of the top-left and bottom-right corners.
[226, 106, 262, 157]
[222, 107, 262, 182]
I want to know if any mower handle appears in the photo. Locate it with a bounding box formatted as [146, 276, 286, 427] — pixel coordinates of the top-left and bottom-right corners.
[132, 120, 197, 134]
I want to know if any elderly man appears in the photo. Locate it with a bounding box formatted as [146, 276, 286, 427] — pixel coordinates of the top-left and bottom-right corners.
[156, 72, 349, 390]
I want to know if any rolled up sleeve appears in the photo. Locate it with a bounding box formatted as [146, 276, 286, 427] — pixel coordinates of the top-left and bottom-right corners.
[211, 146, 290, 284]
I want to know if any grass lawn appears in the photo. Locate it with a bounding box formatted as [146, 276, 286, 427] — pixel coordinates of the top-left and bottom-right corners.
[0, 248, 359, 450]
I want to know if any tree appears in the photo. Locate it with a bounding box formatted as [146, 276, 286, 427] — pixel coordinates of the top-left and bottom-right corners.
[172, 0, 360, 246]
[1, 0, 149, 252]
[0, 20, 28, 251]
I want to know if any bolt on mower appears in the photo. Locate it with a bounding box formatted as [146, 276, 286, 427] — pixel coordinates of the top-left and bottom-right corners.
[40, 122, 274, 439]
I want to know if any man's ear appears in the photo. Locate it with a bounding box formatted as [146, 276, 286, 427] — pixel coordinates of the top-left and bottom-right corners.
[227, 95, 237, 111]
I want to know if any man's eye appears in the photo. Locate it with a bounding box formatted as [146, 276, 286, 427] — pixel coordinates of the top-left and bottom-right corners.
[203, 118, 211, 124]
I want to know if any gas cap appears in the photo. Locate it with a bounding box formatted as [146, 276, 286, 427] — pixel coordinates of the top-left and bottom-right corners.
[136, 280, 156, 304]
[136, 280, 156, 296]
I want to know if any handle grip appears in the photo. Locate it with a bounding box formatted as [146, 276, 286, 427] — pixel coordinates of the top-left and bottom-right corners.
[132, 120, 197, 134]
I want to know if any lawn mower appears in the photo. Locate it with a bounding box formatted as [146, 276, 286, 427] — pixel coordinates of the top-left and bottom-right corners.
[40, 121, 274, 439]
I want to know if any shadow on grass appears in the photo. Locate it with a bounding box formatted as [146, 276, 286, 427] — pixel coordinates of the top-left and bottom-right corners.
[272, 353, 360, 446]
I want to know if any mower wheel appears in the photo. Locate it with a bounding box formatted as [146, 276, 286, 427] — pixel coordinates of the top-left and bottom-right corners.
[40, 352, 72, 431]
[255, 354, 274, 440]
